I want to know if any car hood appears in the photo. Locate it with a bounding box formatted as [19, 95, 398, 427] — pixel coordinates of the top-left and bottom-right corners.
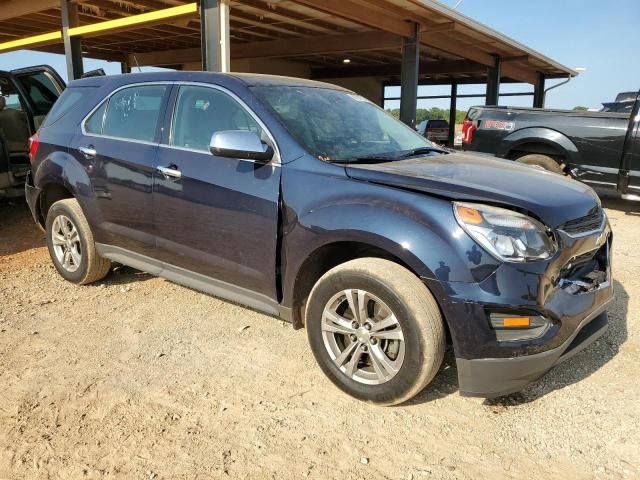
[344, 152, 600, 228]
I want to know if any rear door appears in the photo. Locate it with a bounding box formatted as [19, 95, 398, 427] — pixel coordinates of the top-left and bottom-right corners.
[71, 83, 171, 257]
[152, 83, 282, 301]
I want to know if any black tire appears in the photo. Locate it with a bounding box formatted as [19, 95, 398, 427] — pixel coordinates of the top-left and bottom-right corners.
[45, 198, 111, 285]
[516, 153, 565, 175]
[305, 258, 445, 406]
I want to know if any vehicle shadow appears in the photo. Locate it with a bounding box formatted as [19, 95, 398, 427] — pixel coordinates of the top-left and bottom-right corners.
[599, 192, 640, 216]
[0, 197, 46, 258]
[98, 265, 154, 287]
[403, 347, 460, 405]
[484, 279, 629, 407]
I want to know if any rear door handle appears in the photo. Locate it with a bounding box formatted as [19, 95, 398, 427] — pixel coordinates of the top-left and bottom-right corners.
[78, 146, 96, 159]
[157, 165, 182, 180]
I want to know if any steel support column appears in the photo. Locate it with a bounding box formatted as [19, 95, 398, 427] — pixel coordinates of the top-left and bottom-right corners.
[399, 21, 420, 127]
[485, 55, 501, 106]
[533, 72, 545, 108]
[448, 82, 457, 147]
[121, 58, 131, 74]
[61, 0, 83, 80]
[200, 0, 230, 72]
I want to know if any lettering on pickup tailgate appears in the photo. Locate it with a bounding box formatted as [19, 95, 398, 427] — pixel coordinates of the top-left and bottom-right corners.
[483, 119, 514, 131]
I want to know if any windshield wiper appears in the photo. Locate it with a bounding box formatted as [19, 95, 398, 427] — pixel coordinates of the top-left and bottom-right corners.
[330, 155, 398, 164]
[396, 146, 448, 159]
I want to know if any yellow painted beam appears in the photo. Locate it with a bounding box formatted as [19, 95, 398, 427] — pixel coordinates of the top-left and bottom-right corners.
[68, 3, 198, 38]
[0, 31, 62, 52]
[0, 3, 198, 53]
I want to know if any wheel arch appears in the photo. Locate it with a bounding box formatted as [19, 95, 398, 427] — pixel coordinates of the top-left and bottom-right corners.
[32, 151, 96, 227]
[286, 235, 451, 333]
[36, 182, 74, 227]
[497, 127, 580, 166]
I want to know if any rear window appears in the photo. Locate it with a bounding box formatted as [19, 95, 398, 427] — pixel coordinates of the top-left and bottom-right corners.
[41, 87, 94, 128]
[426, 120, 449, 128]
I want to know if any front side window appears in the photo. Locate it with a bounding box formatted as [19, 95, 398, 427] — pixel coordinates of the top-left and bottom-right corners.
[252, 86, 434, 162]
[171, 85, 263, 152]
[94, 85, 168, 142]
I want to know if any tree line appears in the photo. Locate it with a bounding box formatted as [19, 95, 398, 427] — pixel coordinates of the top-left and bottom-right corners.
[386, 108, 469, 125]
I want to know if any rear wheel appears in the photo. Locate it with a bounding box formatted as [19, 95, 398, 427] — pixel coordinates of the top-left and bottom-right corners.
[305, 258, 445, 406]
[515, 153, 565, 175]
[46, 198, 111, 284]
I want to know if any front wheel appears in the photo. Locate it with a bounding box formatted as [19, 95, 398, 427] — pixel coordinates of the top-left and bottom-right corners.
[305, 258, 445, 406]
[515, 153, 565, 175]
[45, 198, 112, 285]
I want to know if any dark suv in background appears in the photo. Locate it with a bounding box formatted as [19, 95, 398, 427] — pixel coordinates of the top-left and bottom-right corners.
[26, 72, 613, 405]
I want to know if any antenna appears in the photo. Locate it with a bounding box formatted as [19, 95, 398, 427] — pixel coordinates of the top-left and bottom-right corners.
[132, 55, 142, 73]
[453, 0, 464, 9]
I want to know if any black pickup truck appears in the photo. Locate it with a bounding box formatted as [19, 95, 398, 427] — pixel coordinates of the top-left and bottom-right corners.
[0, 65, 65, 196]
[462, 90, 640, 200]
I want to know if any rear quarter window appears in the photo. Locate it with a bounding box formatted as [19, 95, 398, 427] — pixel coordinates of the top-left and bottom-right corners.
[41, 87, 95, 129]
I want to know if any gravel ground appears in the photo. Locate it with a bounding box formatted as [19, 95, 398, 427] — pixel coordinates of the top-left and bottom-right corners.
[0, 197, 638, 479]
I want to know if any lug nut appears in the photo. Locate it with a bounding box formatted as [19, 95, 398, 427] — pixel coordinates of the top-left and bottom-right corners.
[364, 323, 371, 331]
[361, 345, 368, 352]
[350, 334, 357, 342]
[370, 338, 377, 345]
[351, 321, 359, 329]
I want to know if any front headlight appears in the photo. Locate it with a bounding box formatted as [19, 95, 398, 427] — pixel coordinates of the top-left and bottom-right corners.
[453, 202, 557, 262]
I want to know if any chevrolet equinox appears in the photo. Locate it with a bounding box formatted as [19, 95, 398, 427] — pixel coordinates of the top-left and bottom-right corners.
[25, 72, 613, 405]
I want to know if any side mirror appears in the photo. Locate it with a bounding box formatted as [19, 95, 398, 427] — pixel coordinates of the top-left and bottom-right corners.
[209, 130, 274, 162]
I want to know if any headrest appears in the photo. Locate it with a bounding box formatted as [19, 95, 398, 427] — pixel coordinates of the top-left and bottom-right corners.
[0, 96, 5, 111]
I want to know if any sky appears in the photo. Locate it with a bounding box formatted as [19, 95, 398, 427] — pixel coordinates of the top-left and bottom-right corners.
[0, 0, 638, 113]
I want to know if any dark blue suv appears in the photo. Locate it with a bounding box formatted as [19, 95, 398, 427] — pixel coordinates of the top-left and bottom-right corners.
[25, 72, 613, 405]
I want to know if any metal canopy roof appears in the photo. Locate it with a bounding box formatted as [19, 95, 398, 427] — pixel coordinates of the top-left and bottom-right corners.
[0, 0, 576, 85]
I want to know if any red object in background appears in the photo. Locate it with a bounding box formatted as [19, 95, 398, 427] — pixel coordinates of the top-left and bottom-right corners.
[462, 118, 477, 145]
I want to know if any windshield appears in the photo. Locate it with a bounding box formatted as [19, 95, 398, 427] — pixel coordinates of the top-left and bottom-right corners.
[252, 86, 435, 162]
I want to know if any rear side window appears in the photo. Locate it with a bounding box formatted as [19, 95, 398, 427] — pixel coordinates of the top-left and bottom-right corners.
[85, 101, 107, 134]
[14, 71, 62, 116]
[41, 87, 93, 128]
[97, 85, 168, 142]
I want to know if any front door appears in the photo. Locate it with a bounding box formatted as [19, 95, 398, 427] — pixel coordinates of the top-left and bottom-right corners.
[72, 83, 170, 256]
[152, 84, 281, 301]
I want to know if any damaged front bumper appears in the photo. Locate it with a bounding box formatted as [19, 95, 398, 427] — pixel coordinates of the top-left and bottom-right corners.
[426, 220, 614, 398]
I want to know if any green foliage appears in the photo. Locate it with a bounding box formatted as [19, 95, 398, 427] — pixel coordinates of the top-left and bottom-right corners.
[386, 108, 468, 125]
[572, 106, 589, 111]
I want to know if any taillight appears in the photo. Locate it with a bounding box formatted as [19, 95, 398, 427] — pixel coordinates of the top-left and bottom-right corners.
[28, 132, 39, 163]
[462, 118, 477, 145]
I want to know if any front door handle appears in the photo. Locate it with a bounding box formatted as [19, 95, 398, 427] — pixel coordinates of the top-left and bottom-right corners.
[157, 165, 182, 180]
[78, 145, 96, 159]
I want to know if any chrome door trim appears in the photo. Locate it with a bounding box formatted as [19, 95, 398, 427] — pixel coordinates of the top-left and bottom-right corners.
[80, 81, 174, 146]
[80, 80, 282, 165]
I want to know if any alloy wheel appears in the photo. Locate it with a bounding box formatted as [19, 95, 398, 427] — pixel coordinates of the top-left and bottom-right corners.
[321, 289, 405, 385]
[51, 214, 82, 273]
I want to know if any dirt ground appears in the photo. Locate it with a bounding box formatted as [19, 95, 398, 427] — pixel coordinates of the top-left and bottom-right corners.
[0, 196, 638, 480]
